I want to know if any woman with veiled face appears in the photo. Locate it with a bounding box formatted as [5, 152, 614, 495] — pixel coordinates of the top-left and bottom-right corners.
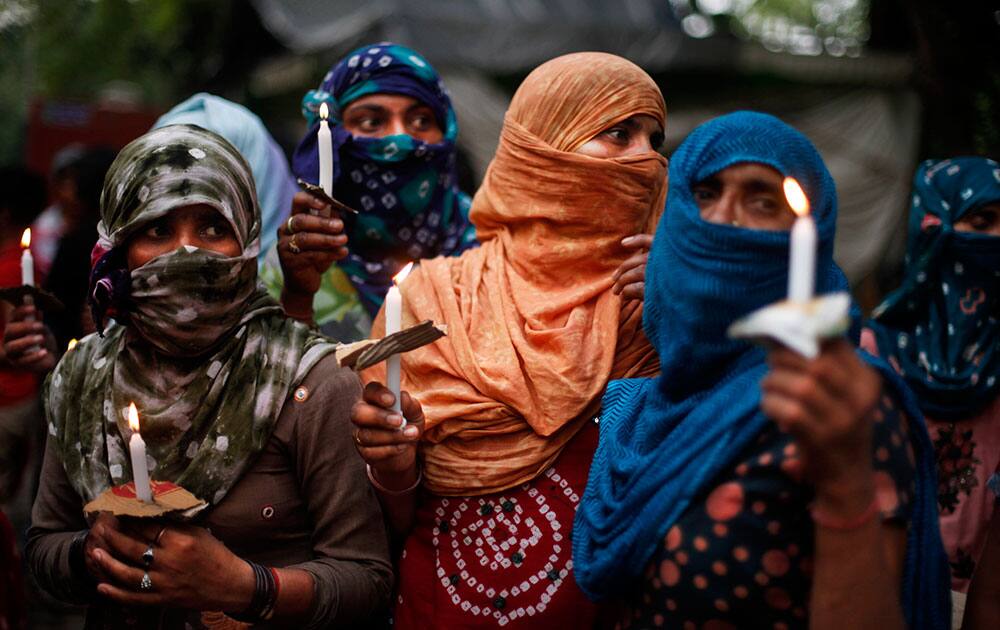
[26, 125, 392, 628]
[351, 52, 668, 628]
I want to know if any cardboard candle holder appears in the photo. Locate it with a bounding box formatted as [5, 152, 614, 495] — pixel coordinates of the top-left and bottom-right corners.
[0, 285, 64, 312]
[335, 319, 447, 371]
[84, 480, 207, 520]
[727, 292, 851, 359]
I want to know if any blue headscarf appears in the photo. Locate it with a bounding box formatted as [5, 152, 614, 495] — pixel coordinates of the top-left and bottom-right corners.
[869, 157, 1000, 420]
[153, 93, 297, 264]
[292, 42, 477, 316]
[572, 112, 949, 630]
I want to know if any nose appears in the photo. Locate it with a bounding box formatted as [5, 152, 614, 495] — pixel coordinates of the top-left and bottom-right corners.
[701, 192, 738, 226]
[388, 116, 408, 136]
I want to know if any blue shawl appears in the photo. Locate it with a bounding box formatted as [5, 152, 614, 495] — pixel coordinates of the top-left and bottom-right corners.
[870, 157, 1000, 420]
[572, 111, 949, 629]
[291, 42, 477, 316]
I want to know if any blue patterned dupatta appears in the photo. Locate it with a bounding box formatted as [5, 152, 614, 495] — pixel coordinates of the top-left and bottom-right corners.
[292, 42, 476, 317]
[572, 112, 950, 630]
[870, 158, 1000, 421]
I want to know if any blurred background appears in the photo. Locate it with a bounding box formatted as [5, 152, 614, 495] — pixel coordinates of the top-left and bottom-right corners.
[2, 0, 999, 301]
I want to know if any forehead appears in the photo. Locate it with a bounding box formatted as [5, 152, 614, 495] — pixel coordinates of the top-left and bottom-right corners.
[343, 93, 431, 113]
[699, 162, 783, 185]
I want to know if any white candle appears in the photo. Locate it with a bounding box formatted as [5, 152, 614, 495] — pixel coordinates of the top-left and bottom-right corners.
[783, 178, 815, 303]
[20, 228, 34, 287]
[318, 102, 333, 197]
[127, 402, 153, 502]
[385, 262, 414, 421]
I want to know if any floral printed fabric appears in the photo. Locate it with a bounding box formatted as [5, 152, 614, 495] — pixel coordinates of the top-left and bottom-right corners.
[46, 125, 337, 506]
[621, 395, 915, 629]
[863, 329, 1000, 592]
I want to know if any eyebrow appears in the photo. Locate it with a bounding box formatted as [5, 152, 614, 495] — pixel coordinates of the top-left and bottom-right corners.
[742, 179, 781, 194]
[343, 104, 388, 117]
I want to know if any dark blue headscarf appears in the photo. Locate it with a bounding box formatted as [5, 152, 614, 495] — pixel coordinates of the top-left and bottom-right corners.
[869, 157, 1000, 420]
[292, 42, 477, 316]
[572, 112, 949, 630]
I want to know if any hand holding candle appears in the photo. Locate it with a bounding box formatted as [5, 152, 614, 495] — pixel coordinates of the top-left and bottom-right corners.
[127, 402, 153, 503]
[783, 177, 815, 303]
[385, 262, 415, 423]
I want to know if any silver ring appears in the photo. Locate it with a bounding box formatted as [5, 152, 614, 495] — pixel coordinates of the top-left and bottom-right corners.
[289, 233, 301, 254]
[142, 545, 154, 567]
[139, 572, 152, 591]
[286, 216, 296, 234]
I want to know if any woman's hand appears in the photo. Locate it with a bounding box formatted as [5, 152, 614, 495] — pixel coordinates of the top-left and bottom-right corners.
[2, 303, 57, 373]
[612, 234, 652, 301]
[89, 520, 254, 612]
[351, 382, 425, 491]
[278, 192, 349, 297]
[760, 339, 882, 514]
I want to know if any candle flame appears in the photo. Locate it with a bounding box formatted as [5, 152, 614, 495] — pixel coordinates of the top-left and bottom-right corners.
[20, 228, 31, 249]
[394, 261, 414, 285]
[67, 338, 78, 351]
[128, 402, 140, 432]
[319, 102, 329, 121]
[782, 177, 810, 217]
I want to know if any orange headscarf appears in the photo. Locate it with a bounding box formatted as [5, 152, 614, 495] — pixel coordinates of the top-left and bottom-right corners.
[367, 52, 667, 495]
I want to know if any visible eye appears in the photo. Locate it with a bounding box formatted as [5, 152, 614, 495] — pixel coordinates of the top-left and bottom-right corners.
[650, 132, 664, 151]
[202, 219, 232, 239]
[692, 185, 718, 204]
[143, 220, 172, 240]
[603, 126, 630, 145]
[747, 195, 781, 215]
[357, 116, 383, 132]
[409, 112, 435, 131]
[966, 209, 998, 231]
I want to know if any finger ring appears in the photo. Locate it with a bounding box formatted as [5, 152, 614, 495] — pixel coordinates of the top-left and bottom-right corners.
[286, 216, 296, 234]
[139, 571, 153, 591]
[354, 432, 363, 446]
[289, 233, 301, 254]
[154, 526, 167, 546]
[141, 545, 154, 567]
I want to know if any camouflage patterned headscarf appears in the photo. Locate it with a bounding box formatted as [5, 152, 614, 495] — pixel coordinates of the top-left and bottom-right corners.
[45, 125, 338, 506]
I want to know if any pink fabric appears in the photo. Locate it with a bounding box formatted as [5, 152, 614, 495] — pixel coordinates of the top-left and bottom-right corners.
[862, 328, 1000, 592]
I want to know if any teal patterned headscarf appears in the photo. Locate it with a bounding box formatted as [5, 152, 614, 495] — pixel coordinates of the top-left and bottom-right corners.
[45, 125, 338, 506]
[871, 157, 1000, 420]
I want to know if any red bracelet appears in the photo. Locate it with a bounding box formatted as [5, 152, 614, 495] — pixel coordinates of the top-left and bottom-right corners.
[263, 567, 281, 620]
[810, 495, 880, 531]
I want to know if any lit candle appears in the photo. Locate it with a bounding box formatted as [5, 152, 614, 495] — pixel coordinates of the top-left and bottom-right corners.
[385, 262, 414, 420]
[127, 402, 153, 502]
[20, 228, 33, 287]
[318, 102, 333, 197]
[783, 177, 815, 303]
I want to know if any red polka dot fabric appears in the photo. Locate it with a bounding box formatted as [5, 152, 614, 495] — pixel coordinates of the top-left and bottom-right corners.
[618, 395, 916, 628]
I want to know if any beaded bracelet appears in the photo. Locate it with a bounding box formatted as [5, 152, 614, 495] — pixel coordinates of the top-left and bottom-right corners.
[810, 496, 880, 531]
[366, 463, 422, 495]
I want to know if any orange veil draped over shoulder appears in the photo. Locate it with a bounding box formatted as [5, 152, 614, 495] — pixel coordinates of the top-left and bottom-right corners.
[368, 53, 668, 495]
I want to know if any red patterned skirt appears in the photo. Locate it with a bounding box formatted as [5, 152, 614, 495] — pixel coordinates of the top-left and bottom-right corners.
[393, 422, 601, 629]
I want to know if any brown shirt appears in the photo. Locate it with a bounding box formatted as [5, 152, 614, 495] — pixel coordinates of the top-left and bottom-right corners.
[26, 355, 392, 628]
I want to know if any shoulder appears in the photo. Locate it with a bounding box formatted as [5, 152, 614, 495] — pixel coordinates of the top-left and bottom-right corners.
[278, 354, 362, 437]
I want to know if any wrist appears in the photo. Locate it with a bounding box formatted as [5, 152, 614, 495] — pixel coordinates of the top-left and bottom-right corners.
[370, 463, 421, 494]
[280, 288, 315, 321]
[813, 466, 876, 518]
[223, 559, 257, 613]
